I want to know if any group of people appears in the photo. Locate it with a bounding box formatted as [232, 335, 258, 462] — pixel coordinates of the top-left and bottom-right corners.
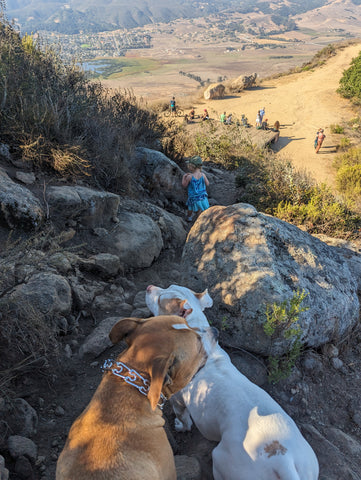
[220, 112, 233, 125]
[184, 107, 209, 124]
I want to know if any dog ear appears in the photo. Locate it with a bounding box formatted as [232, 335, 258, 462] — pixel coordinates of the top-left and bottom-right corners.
[194, 289, 213, 310]
[109, 318, 144, 344]
[148, 354, 175, 410]
[179, 300, 193, 318]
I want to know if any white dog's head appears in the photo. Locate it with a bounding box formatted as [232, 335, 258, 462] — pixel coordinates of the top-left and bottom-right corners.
[146, 284, 213, 329]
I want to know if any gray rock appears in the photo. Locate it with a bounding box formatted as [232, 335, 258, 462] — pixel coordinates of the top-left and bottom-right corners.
[0, 143, 11, 160]
[180, 204, 359, 356]
[7, 273, 72, 317]
[78, 317, 120, 358]
[229, 352, 268, 387]
[118, 198, 187, 248]
[92, 291, 127, 314]
[15, 171, 36, 185]
[331, 357, 344, 369]
[15, 455, 33, 479]
[0, 454, 9, 480]
[104, 211, 163, 270]
[301, 424, 360, 480]
[131, 307, 152, 318]
[0, 167, 44, 230]
[133, 291, 147, 309]
[54, 406, 65, 417]
[47, 253, 73, 274]
[8, 436, 37, 462]
[322, 343, 339, 358]
[79, 253, 121, 277]
[133, 148, 185, 203]
[12, 399, 38, 437]
[46, 185, 120, 228]
[175, 455, 202, 480]
[69, 277, 106, 310]
[301, 351, 323, 374]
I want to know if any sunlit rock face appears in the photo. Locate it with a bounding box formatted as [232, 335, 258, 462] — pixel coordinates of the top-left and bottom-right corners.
[180, 203, 359, 356]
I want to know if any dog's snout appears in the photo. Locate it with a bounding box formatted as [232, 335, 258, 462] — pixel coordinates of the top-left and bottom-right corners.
[210, 327, 219, 340]
[146, 285, 154, 292]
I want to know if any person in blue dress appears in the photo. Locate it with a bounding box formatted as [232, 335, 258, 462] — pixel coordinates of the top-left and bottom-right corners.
[182, 156, 210, 222]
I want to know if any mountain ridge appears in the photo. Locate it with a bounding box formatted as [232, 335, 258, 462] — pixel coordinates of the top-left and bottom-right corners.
[5, 0, 343, 34]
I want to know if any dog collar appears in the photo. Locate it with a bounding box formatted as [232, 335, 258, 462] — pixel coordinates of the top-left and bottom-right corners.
[102, 359, 167, 409]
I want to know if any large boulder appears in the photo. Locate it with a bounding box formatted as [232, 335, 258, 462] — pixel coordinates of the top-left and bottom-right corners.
[101, 211, 163, 270]
[133, 148, 185, 203]
[0, 168, 44, 229]
[46, 186, 120, 228]
[180, 203, 359, 356]
[5, 272, 72, 318]
[118, 199, 187, 248]
[230, 72, 257, 92]
[203, 83, 225, 100]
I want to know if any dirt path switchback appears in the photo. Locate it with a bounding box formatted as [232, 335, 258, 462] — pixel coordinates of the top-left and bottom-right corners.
[193, 43, 361, 187]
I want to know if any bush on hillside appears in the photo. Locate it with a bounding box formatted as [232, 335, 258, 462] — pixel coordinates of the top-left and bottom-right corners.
[276, 184, 361, 236]
[336, 164, 361, 200]
[333, 146, 361, 170]
[338, 50, 361, 103]
[0, 21, 164, 192]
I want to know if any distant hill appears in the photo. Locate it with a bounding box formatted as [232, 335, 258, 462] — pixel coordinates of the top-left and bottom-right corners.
[5, 0, 353, 34]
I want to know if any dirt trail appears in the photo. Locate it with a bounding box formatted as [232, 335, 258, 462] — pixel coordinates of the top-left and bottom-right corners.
[193, 43, 361, 187]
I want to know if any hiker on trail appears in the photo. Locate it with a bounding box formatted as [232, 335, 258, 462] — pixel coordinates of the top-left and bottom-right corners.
[170, 97, 176, 116]
[315, 128, 326, 153]
[261, 117, 268, 130]
[260, 107, 265, 121]
[225, 113, 233, 125]
[241, 114, 249, 127]
[189, 108, 195, 120]
[272, 120, 280, 143]
[256, 111, 262, 128]
[182, 156, 210, 222]
[220, 112, 226, 123]
[202, 109, 209, 121]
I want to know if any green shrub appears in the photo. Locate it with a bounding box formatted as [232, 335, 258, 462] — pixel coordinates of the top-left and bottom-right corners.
[338, 137, 351, 150]
[276, 183, 361, 236]
[330, 123, 345, 134]
[338, 50, 361, 102]
[333, 147, 361, 170]
[264, 290, 308, 383]
[336, 164, 361, 198]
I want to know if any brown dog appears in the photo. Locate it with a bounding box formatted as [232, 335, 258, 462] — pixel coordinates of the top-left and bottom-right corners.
[56, 315, 208, 480]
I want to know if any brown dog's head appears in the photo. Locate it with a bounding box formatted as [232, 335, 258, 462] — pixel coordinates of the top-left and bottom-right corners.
[109, 315, 208, 410]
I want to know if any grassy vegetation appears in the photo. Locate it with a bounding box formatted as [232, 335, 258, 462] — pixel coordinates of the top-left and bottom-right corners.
[264, 290, 308, 384]
[0, 21, 164, 193]
[85, 57, 160, 80]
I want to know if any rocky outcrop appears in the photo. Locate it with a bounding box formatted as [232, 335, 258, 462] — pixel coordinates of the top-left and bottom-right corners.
[230, 72, 257, 92]
[203, 83, 225, 100]
[101, 211, 164, 270]
[180, 203, 359, 355]
[133, 148, 186, 203]
[0, 167, 44, 229]
[5, 272, 72, 319]
[46, 185, 120, 228]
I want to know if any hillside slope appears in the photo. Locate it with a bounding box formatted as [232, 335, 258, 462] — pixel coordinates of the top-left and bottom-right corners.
[197, 42, 361, 186]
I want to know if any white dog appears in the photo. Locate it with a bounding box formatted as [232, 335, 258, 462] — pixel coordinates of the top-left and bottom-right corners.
[146, 284, 319, 480]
